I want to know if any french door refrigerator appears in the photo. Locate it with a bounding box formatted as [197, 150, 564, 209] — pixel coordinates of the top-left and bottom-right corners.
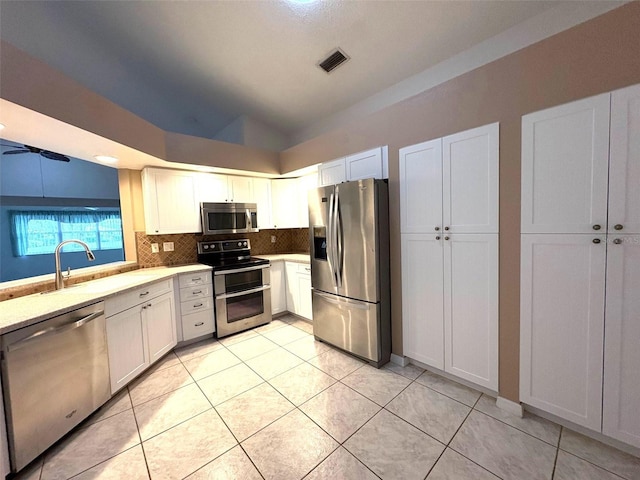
[308, 178, 391, 367]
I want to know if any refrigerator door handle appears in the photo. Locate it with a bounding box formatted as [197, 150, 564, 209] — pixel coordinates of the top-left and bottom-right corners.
[327, 192, 337, 288]
[314, 290, 370, 310]
[334, 186, 343, 288]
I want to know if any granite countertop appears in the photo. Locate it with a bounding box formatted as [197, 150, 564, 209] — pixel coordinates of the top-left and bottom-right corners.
[258, 253, 310, 264]
[0, 264, 212, 335]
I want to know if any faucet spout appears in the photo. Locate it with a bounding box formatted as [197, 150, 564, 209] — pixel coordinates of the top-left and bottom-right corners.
[54, 240, 96, 290]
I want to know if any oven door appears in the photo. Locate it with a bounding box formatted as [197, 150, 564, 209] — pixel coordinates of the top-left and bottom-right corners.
[214, 265, 271, 337]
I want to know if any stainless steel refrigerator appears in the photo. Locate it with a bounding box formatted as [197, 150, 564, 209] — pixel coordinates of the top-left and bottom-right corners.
[308, 178, 391, 367]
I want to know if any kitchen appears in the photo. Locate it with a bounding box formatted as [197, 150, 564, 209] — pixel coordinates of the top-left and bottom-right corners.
[1, 1, 640, 479]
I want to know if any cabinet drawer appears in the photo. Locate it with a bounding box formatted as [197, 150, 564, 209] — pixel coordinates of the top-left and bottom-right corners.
[297, 263, 311, 275]
[106, 279, 173, 317]
[181, 296, 213, 315]
[179, 284, 211, 302]
[179, 271, 212, 289]
[182, 309, 215, 341]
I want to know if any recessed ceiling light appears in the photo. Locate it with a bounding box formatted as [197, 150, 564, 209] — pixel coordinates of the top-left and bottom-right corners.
[0, 123, 5, 130]
[94, 155, 118, 164]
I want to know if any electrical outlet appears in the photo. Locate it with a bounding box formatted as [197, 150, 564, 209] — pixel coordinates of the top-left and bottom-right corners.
[163, 242, 174, 252]
[271, 235, 276, 243]
[151, 243, 159, 254]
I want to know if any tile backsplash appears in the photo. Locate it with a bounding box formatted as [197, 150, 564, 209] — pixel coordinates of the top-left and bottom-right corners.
[135, 228, 310, 268]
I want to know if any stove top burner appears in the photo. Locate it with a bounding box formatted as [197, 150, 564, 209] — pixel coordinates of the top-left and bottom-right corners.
[197, 239, 269, 271]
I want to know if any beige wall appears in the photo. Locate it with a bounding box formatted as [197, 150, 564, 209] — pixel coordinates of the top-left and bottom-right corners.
[280, 4, 640, 401]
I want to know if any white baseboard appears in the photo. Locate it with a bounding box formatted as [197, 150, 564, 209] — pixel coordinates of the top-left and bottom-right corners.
[496, 396, 524, 418]
[390, 353, 408, 367]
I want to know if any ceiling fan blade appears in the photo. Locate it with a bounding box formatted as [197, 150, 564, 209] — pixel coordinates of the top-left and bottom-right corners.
[2, 149, 29, 155]
[41, 151, 71, 162]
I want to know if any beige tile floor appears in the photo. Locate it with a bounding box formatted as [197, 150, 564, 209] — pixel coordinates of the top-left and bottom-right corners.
[16, 314, 640, 480]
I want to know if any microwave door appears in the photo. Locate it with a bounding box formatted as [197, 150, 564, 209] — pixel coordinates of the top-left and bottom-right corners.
[309, 185, 338, 294]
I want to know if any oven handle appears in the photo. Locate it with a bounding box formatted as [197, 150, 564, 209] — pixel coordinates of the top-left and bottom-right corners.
[214, 264, 270, 275]
[215, 285, 271, 300]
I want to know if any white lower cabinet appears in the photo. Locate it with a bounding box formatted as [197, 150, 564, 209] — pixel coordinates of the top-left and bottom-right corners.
[520, 234, 607, 430]
[270, 261, 287, 315]
[105, 280, 176, 393]
[602, 235, 640, 447]
[177, 272, 215, 342]
[402, 233, 498, 391]
[284, 261, 312, 320]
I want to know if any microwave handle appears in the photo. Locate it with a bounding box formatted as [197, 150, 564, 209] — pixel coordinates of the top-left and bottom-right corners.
[246, 208, 252, 229]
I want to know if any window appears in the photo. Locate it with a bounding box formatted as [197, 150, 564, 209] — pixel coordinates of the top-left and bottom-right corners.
[10, 210, 123, 256]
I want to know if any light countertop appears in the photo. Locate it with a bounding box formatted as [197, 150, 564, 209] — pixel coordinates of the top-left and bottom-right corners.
[0, 264, 211, 335]
[258, 253, 310, 264]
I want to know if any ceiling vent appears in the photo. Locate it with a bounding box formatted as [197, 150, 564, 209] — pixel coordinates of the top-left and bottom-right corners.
[318, 49, 349, 73]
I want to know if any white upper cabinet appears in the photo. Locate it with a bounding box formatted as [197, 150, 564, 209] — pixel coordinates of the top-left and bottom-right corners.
[400, 123, 499, 234]
[443, 123, 499, 234]
[399, 139, 443, 234]
[318, 158, 346, 186]
[602, 234, 640, 448]
[318, 146, 388, 186]
[271, 174, 317, 229]
[608, 83, 640, 234]
[520, 234, 606, 430]
[521, 94, 611, 234]
[142, 168, 200, 234]
[195, 173, 229, 203]
[252, 177, 272, 229]
[228, 176, 254, 203]
[297, 172, 318, 228]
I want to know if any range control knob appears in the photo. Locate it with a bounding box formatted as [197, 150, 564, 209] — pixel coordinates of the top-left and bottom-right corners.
[203, 245, 209, 250]
[238, 242, 242, 247]
[243, 241, 248, 246]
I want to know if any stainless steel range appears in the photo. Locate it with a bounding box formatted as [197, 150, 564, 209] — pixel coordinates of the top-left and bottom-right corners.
[197, 239, 271, 338]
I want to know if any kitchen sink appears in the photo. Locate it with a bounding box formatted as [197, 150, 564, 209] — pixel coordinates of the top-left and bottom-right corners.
[45, 274, 159, 294]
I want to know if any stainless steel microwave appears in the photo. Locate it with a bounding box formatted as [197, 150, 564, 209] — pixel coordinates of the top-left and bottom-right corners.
[200, 202, 259, 235]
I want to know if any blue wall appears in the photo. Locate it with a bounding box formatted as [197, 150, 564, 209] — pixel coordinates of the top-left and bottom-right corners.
[0, 147, 124, 282]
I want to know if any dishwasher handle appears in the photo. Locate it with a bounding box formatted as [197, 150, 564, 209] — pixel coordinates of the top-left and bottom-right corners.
[5, 310, 104, 353]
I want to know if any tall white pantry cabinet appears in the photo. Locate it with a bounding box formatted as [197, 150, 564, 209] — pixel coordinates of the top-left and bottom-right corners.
[520, 83, 640, 448]
[400, 123, 499, 391]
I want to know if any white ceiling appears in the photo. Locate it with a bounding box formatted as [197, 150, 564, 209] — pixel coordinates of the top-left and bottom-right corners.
[0, 0, 601, 150]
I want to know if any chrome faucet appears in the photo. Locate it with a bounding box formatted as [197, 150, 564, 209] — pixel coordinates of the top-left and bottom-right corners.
[54, 240, 96, 290]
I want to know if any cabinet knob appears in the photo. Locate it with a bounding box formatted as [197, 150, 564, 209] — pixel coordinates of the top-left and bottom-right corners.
[614, 224, 624, 231]
[444, 236, 450, 241]
[435, 236, 441, 240]
[444, 226, 450, 231]
[613, 238, 622, 245]
[592, 238, 601, 244]
[435, 226, 440, 231]
[592, 224, 601, 230]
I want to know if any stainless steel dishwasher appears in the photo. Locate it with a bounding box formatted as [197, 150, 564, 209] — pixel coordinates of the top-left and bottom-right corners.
[1, 301, 110, 472]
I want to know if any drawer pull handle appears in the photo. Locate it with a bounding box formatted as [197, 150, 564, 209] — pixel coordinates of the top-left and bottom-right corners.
[192, 277, 202, 282]
[139, 291, 150, 297]
[195, 322, 204, 327]
[194, 303, 203, 308]
[192, 290, 202, 294]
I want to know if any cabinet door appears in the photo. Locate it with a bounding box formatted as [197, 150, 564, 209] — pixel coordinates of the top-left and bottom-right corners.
[270, 261, 287, 315]
[297, 269, 313, 320]
[253, 177, 272, 229]
[520, 234, 606, 429]
[297, 173, 317, 228]
[144, 169, 200, 234]
[196, 173, 229, 202]
[603, 235, 640, 448]
[228, 176, 253, 203]
[443, 123, 499, 234]
[521, 94, 610, 234]
[401, 234, 444, 369]
[609, 83, 640, 234]
[399, 139, 443, 234]
[444, 234, 498, 390]
[145, 292, 177, 364]
[271, 179, 299, 229]
[318, 158, 346, 186]
[345, 147, 383, 181]
[284, 262, 299, 314]
[106, 306, 149, 393]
